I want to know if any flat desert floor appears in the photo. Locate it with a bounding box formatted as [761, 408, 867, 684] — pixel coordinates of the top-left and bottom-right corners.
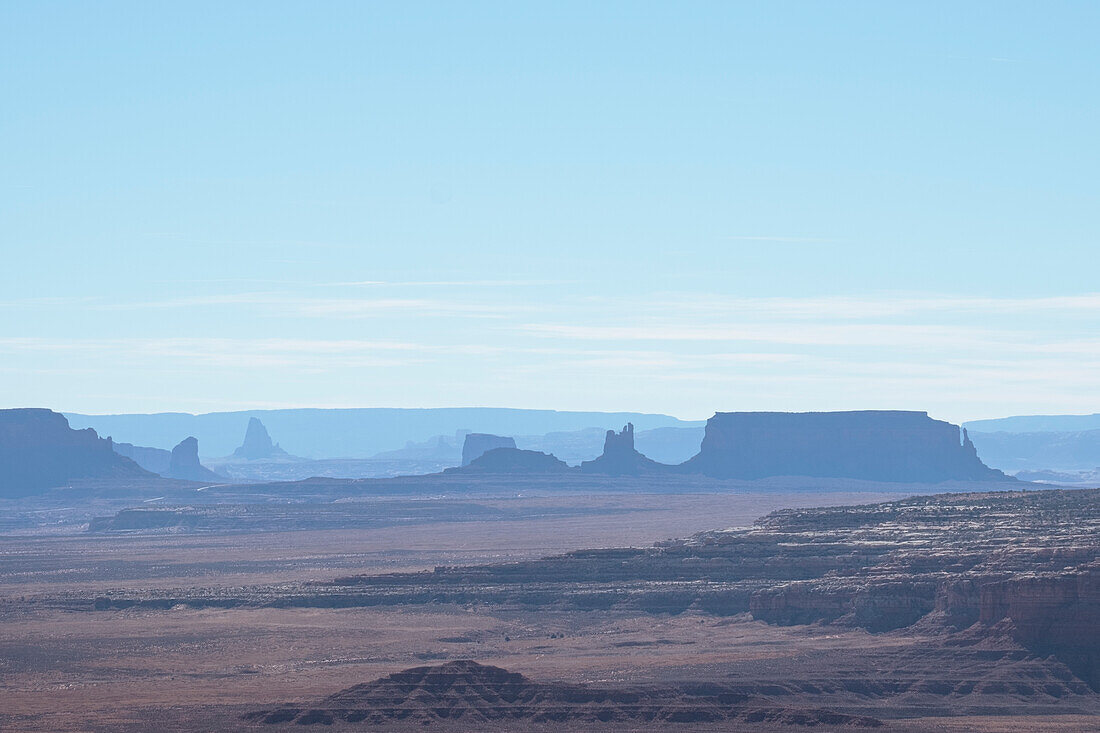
[3, 489, 1094, 731]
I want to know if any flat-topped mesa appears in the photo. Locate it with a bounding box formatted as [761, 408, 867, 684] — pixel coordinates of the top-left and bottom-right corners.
[231, 417, 289, 460]
[166, 437, 223, 482]
[580, 423, 670, 475]
[0, 408, 152, 497]
[461, 433, 516, 466]
[680, 410, 1011, 483]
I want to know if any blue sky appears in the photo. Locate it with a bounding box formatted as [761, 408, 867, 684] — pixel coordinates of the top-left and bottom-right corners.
[2, 1, 1098, 422]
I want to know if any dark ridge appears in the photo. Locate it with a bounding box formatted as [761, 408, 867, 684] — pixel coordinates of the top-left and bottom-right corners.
[244, 660, 882, 727]
[0, 408, 153, 497]
[446, 447, 570, 474]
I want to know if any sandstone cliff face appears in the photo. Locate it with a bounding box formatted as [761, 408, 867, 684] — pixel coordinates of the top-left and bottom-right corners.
[0, 408, 152, 497]
[166, 437, 223, 482]
[461, 433, 516, 466]
[580, 423, 670, 476]
[681, 411, 1011, 482]
[232, 418, 289, 460]
[977, 566, 1100, 689]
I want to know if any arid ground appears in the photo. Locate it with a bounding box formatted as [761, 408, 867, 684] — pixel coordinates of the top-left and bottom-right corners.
[3, 488, 1099, 732]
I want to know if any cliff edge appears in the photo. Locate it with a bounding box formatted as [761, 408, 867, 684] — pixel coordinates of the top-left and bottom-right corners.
[680, 410, 1011, 482]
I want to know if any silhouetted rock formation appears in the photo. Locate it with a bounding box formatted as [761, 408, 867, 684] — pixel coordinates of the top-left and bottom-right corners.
[448, 447, 569, 474]
[232, 417, 289, 460]
[111, 437, 222, 480]
[111, 441, 172, 475]
[0, 408, 152, 497]
[680, 411, 1011, 482]
[580, 423, 670, 476]
[461, 433, 516, 466]
[245, 659, 882, 727]
[166, 437, 223, 482]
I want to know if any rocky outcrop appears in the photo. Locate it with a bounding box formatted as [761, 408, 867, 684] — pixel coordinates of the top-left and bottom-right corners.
[245, 660, 882, 727]
[580, 423, 671, 476]
[312, 489, 1098, 638]
[977, 566, 1100, 689]
[111, 441, 172, 475]
[111, 437, 222, 480]
[0, 408, 153, 497]
[447, 447, 569, 474]
[680, 411, 1011, 482]
[231, 417, 290, 460]
[461, 433, 516, 466]
[166, 437, 223, 481]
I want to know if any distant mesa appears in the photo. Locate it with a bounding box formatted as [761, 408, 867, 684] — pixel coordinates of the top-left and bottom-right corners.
[232, 417, 291, 460]
[166, 437, 223, 482]
[113, 436, 223, 481]
[680, 410, 1011, 483]
[0, 408, 152, 497]
[111, 440, 173, 475]
[445, 411, 1008, 484]
[461, 433, 516, 466]
[371, 430, 465, 464]
[449, 447, 569, 474]
[580, 423, 670, 476]
[966, 428, 1100, 473]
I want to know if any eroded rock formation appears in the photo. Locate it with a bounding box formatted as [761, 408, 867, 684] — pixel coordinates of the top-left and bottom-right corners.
[245, 660, 882, 727]
[111, 440, 172, 475]
[0, 408, 152, 497]
[232, 417, 290, 460]
[680, 411, 1011, 482]
[166, 437, 223, 482]
[580, 423, 670, 476]
[461, 433, 516, 466]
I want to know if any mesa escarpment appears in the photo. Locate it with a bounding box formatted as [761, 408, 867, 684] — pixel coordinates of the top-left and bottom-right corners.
[80, 490, 1099, 679]
[0, 408, 153, 497]
[682, 411, 1010, 482]
[438, 411, 1012, 485]
[461, 433, 517, 466]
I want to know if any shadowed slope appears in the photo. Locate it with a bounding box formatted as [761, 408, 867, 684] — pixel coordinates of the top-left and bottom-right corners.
[245, 660, 882, 727]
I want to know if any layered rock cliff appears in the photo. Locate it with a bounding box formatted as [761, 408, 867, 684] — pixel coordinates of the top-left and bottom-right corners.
[0, 408, 152, 497]
[461, 433, 516, 466]
[680, 410, 1011, 482]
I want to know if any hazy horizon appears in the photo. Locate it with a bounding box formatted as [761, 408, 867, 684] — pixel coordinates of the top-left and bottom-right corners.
[4, 2, 1099, 423]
